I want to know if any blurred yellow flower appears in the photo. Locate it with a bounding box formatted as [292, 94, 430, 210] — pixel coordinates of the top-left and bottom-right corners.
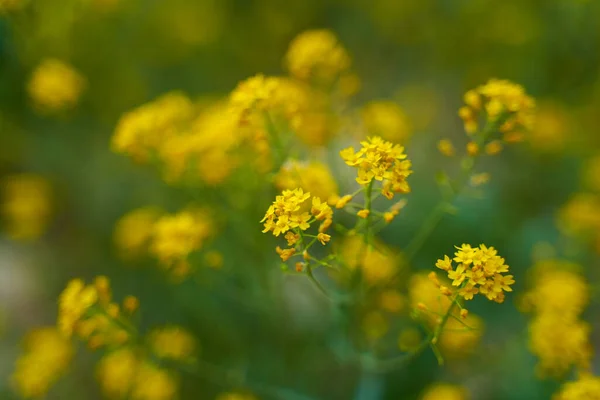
[361, 101, 411, 143]
[274, 160, 338, 203]
[284, 29, 351, 85]
[148, 326, 196, 362]
[339, 236, 398, 285]
[11, 327, 74, 399]
[97, 349, 179, 400]
[112, 91, 194, 162]
[529, 314, 591, 378]
[554, 374, 600, 400]
[27, 59, 85, 112]
[460, 79, 535, 142]
[150, 210, 213, 271]
[114, 207, 162, 259]
[420, 383, 469, 400]
[1, 174, 52, 240]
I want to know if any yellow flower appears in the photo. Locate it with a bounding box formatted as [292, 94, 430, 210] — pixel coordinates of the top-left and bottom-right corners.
[150, 210, 213, 270]
[229, 74, 280, 122]
[529, 314, 591, 378]
[261, 188, 312, 236]
[131, 363, 178, 400]
[96, 348, 139, 399]
[276, 246, 296, 261]
[11, 327, 74, 399]
[1, 174, 52, 240]
[113, 207, 162, 259]
[420, 383, 469, 400]
[284, 29, 351, 84]
[27, 59, 85, 112]
[361, 101, 411, 143]
[112, 91, 194, 162]
[317, 232, 331, 245]
[58, 277, 134, 348]
[526, 267, 588, 318]
[357, 209, 370, 219]
[554, 374, 600, 400]
[436, 244, 513, 303]
[340, 236, 398, 285]
[274, 160, 339, 203]
[340, 136, 412, 199]
[97, 349, 179, 400]
[437, 139, 455, 157]
[58, 279, 98, 337]
[558, 193, 600, 237]
[148, 326, 196, 362]
[459, 79, 535, 142]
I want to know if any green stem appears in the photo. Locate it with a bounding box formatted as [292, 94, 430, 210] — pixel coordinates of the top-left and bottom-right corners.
[306, 264, 331, 300]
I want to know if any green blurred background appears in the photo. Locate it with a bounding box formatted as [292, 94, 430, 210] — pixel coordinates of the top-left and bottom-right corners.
[2, 0, 600, 399]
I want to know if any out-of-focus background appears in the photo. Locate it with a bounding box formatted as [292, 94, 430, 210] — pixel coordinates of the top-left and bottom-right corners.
[2, 0, 600, 399]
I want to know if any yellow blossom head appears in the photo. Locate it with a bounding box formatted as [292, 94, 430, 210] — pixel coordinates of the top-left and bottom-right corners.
[284, 29, 351, 85]
[149, 209, 213, 271]
[554, 374, 600, 400]
[340, 136, 412, 199]
[27, 59, 85, 112]
[111, 91, 194, 162]
[113, 207, 162, 259]
[274, 160, 338, 203]
[148, 326, 196, 362]
[1, 174, 52, 241]
[11, 327, 74, 399]
[435, 244, 514, 303]
[459, 79, 535, 142]
[361, 101, 411, 143]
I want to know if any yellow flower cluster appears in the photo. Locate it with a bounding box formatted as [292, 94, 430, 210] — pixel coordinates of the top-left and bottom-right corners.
[229, 74, 337, 148]
[558, 192, 600, 253]
[11, 327, 74, 399]
[274, 160, 339, 205]
[1, 174, 52, 240]
[420, 383, 469, 400]
[113, 206, 162, 258]
[149, 210, 214, 277]
[339, 236, 398, 285]
[112, 91, 195, 162]
[553, 374, 600, 400]
[340, 136, 412, 199]
[27, 59, 85, 112]
[459, 78, 535, 142]
[113, 91, 272, 183]
[58, 277, 138, 349]
[148, 325, 197, 362]
[435, 244, 514, 303]
[97, 348, 178, 400]
[361, 101, 412, 144]
[522, 262, 591, 377]
[261, 188, 332, 261]
[284, 29, 351, 84]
